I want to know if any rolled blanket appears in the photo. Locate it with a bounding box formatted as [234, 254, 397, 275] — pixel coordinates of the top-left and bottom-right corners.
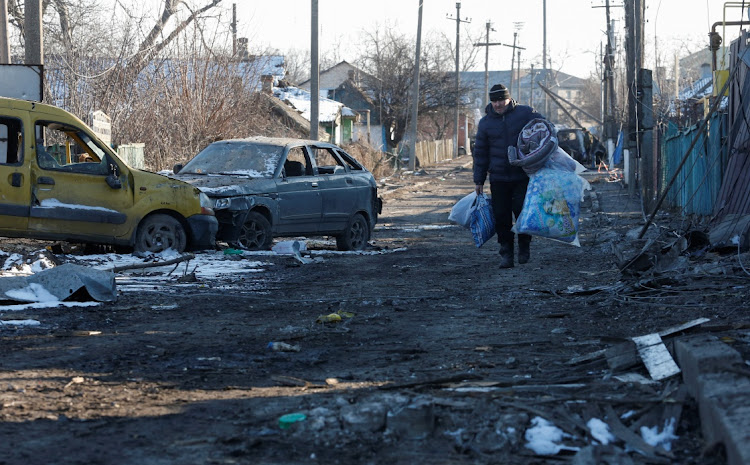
[507, 118, 558, 175]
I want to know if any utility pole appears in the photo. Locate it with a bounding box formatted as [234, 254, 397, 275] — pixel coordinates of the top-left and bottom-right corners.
[542, 0, 548, 118]
[529, 64, 536, 107]
[509, 32, 517, 97]
[231, 3, 237, 56]
[510, 23, 524, 100]
[625, 0, 644, 195]
[25, 0, 43, 65]
[407, 0, 424, 171]
[604, 0, 617, 164]
[310, 0, 320, 141]
[473, 21, 503, 109]
[516, 49, 522, 100]
[0, 0, 10, 63]
[447, 2, 470, 157]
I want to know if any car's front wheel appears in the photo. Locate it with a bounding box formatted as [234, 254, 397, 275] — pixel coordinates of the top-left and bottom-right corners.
[235, 211, 273, 250]
[134, 214, 187, 254]
[336, 213, 370, 251]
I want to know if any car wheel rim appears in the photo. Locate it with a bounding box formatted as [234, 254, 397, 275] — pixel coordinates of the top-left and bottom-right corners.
[239, 221, 265, 249]
[143, 224, 179, 251]
[349, 220, 365, 249]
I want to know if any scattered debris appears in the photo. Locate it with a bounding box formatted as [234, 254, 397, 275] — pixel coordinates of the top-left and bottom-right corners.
[0, 263, 116, 303]
[603, 318, 710, 373]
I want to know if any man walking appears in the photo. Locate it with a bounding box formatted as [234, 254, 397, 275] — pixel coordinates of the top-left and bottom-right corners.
[473, 84, 545, 268]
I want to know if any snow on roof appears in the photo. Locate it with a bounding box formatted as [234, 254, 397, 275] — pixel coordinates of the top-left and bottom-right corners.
[669, 76, 728, 115]
[273, 85, 349, 123]
[678, 76, 712, 100]
[239, 55, 286, 92]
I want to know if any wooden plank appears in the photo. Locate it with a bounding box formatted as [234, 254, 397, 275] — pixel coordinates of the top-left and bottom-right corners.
[657, 318, 711, 337]
[632, 334, 681, 381]
[567, 348, 608, 365]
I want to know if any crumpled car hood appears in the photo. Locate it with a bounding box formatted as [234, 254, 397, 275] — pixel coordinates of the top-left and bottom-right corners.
[170, 174, 276, 197]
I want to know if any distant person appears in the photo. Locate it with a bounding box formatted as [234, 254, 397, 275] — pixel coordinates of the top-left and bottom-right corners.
[583, 128, 606, 166]
[472, 83, 545, 268]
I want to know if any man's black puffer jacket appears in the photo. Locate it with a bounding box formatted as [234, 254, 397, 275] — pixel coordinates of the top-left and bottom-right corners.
[473, 100, 544, 184]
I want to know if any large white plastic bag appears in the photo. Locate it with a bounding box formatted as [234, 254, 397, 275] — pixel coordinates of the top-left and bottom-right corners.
[545, 147, 587, 174]
[513, 167, 590, 246]
[449, 192, 478, 229]
[470, 194, 496, 248]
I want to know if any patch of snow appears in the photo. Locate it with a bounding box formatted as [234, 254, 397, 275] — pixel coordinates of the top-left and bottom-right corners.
[0, 301, 100, 312]
[640, 418, 678, 452]
[38, 198, 119, 213]
[5, 283, 59, 303]
[587, 418, 615, 445]
[524, 417, 580, 455]
[0, 319, 41, 327]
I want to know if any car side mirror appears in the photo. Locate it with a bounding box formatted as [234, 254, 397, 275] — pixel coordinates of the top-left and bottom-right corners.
[106, 160, 122, 189]
[173, 163, 183, 174]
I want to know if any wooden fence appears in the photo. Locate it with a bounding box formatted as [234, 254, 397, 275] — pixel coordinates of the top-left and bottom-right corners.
[414, 139, 456, 166]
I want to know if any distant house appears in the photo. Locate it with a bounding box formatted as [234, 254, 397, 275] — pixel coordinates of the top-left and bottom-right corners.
[268, 79, 356, 145]
[299, 61, 385, 151]
[233, 45, 353, 143]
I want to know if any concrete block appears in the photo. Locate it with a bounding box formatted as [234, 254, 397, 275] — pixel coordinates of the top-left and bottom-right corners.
[691, 370, 750, 465]
[718, 400, 750, 465]
[674, 335, 743, 397]
[696, 385, 750, 465]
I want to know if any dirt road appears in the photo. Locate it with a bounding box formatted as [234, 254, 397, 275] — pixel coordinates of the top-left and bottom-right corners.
[0, 155, 744, 464]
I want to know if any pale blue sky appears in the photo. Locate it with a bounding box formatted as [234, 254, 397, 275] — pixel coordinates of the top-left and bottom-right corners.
[231, 0, 741, 78]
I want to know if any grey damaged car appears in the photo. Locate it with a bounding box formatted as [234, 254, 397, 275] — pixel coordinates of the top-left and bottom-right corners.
[171, 137, 382, 251]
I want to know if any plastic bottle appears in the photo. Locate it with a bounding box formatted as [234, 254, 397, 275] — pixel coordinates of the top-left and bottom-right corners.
[267, 341, 300, 352]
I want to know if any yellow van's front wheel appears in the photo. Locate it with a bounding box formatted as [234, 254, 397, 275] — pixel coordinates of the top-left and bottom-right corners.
[135, 214, 187, 254]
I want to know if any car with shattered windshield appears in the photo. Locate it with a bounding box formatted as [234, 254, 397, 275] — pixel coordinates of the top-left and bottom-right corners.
[171, 137, 382, 251]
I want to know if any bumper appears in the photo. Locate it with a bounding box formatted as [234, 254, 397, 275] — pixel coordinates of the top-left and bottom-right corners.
[186, 214, 218, 250]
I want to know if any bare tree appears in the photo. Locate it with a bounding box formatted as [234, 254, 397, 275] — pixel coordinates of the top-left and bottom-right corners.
[356, 26, 476, 152]
[6, 0, 310, 171]
[282, 48, 310, 85]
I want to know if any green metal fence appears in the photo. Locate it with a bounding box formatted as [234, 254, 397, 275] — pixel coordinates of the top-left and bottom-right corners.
[660, 112, 727, 216]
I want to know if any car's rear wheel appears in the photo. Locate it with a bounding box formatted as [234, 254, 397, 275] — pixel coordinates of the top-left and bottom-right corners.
[235, 211, 273, 250]
[336, 213, 370, 251]
[134, 214, 187, 254]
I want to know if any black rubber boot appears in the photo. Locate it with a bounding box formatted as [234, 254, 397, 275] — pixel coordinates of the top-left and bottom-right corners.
[518, 236, 531, 264]
[499, 242, 514, 268]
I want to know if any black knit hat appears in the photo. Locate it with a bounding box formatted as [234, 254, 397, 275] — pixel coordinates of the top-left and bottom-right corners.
[489, 84, 510, 101]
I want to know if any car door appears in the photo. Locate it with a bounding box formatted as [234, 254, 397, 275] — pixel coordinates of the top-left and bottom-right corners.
[309, 145, 361, 233]
[0, 113, 30, 232]
[28, 120, 136, 241]
[274, 145, 322, 234]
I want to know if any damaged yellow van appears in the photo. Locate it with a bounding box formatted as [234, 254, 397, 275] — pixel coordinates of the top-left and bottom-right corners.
[0, 97, 217, 253]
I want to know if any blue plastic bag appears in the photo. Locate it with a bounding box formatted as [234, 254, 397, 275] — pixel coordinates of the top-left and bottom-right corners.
[470, 194, 496, 248]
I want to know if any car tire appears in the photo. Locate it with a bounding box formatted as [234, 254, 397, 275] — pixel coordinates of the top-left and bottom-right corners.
[134, 214, 187, 254]
[236, 211, 273, 250]
[336, 213, 370, 251]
